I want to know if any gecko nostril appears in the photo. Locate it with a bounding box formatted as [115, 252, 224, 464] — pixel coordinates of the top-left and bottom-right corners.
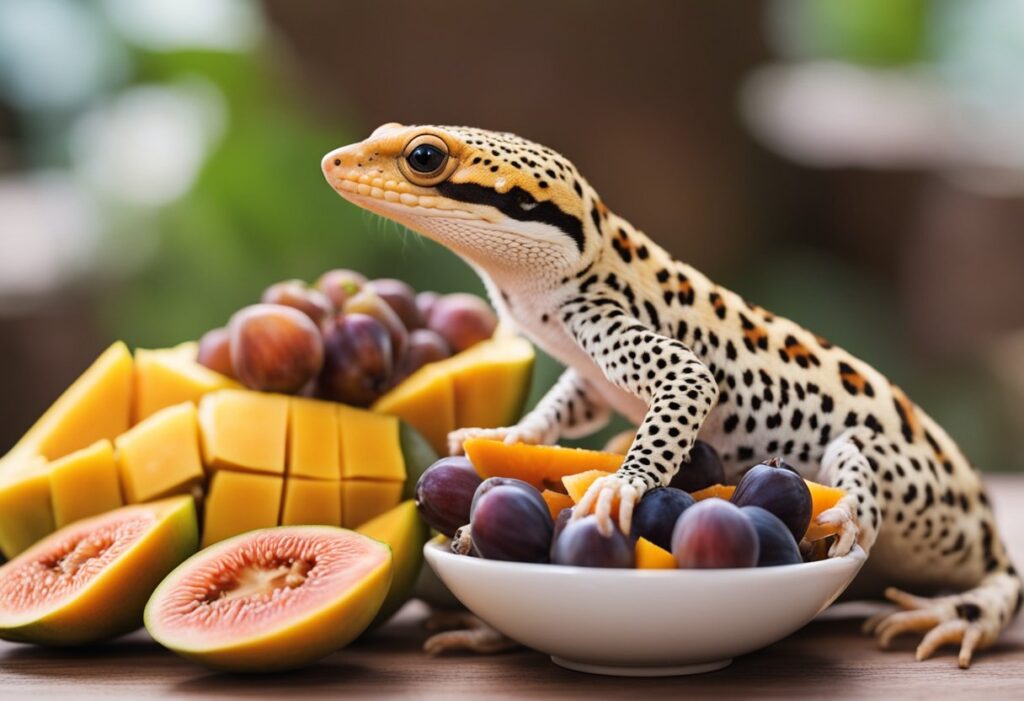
[333, 158, 341, 166]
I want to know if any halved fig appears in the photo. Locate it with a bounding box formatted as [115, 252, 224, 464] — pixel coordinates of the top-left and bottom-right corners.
[0, 496, 199, 645]
[144, 526, 392, 672]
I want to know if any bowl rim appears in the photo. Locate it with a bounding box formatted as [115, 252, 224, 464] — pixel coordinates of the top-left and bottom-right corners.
[424, 539, 866, 579]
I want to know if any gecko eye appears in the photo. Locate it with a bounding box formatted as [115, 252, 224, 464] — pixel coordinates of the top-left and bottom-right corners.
[399, 134, 455, 186]
[408, 144, 446, 174]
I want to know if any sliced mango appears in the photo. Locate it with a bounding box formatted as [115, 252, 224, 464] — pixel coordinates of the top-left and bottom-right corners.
[1, 342, 132, 471]
[466, 439, 624, 490]
[49, 440, 123, 528]
[562, 469, 619, 518]
[356, 500, 429, 626]
[280, 479, 342, 527]
[450, 336, 534, 429]
[133, 344, 239, 423]
[198, 390, 288, 474]
[372, 365, 455, 456]
[804, 480, 846, 541]
[541, 489, 574, 520]
[342, 480, 403, 529]
[0, 458, 55, 558]
[338, 407, 405, 482]
[636, 537, 676, 569]
[288, 397, 341, 481]
[115, 403, 204, 504]
[691, 484, 736, 502]
[202, 471, 283, 548]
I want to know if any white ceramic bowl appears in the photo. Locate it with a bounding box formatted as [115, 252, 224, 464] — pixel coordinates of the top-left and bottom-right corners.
[424, 540, 866, 676]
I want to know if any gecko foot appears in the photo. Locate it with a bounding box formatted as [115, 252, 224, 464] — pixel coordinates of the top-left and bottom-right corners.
[814, 498, 862, 558]
[862, 587, 999, 668]
[423, 611, 519, 655]
[571, 473, 646, 536]
[447, 422, 556, 456]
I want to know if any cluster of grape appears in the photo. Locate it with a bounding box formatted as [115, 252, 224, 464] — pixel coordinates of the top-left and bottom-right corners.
[416, 447, 814, 570]
[195, 270, 497, 406]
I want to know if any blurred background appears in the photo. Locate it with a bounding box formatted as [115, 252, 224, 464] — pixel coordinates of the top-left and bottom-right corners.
[1, 0, 1022, 470]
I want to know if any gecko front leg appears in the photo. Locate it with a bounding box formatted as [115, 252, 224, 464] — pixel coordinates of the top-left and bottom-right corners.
[563, 295, 719, 535]
[448, 367, 612, 455]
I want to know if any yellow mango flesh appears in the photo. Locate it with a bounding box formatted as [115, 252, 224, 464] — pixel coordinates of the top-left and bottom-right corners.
[1, 342, 132, 472]
[342, 480, 403, 529]
[541, 489, 575, 520]
[0, 496, 199, 645]
[201, 471, 283, 548]
[288, 397, 340, 481]
[635, 537, 677, 569]
[339, 407, 405, 482]
[372, 365, 455, 456]
[280, 479, 342, 527]
[199, 390, 288, 474]
[0, 458, 55, 557]
[133, 344, 239, 423]
[356, 500, 429, 626]
[115, 403, 204, 504]
[450, 336, 534, 429]
[49, 440, 123, 528]
[466, 439, 624, 491]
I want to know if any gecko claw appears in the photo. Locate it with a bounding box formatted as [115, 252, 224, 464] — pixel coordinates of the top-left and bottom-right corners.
[571, 473, 646, 536]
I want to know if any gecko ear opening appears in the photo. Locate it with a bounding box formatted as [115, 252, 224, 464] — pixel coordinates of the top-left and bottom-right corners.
[399, 133, 458, 186]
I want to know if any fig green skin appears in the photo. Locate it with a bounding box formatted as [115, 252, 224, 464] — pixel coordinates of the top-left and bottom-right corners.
[399, 421, 439, 501]
[0, 497, 199, 646]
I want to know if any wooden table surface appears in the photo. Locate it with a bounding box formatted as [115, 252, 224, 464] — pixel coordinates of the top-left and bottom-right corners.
[2, 477, 1022, 700]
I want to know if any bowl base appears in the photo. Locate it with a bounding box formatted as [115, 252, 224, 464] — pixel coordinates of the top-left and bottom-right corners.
[551, 656, 732, 677]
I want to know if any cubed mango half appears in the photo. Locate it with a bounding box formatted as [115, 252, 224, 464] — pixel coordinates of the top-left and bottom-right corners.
[0, 457, 55, 557]
[202, 471, 283, 547]
[338, 407, 405, 482]
[133, 344, 239, 423]
[49, 439, 123, 528]
[288, 397, 340, 481]
[198, 390, 288, 474]
[280, 478, 342, 527]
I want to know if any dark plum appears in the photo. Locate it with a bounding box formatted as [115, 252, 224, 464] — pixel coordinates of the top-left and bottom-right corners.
[367, 278, 424, 330]
[551, 516, 634, 568]
[393, 329, 451, 384]
[671, 498, 759, 569]
[470, 479, 553, 563]
[315, 269, 367, 310]
[317, 313, 392, 406]
[344, 288, 409, 364]
[669, 441, 725, 493]
[228, 304, 324, 393]
[415, 457, 482, 538]
[470, 476, 545, 516]
[428, 293, 497, 352]
[261, 279, 332, 326]
[632, 488, 696, 551]
[196, 327, 235, 379]
[730, 459, 812, 540]
[741, 506, 802, 567]
[551, 507, 573, 546]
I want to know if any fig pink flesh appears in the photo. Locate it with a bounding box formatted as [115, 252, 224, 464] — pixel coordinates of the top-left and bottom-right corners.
[0, 515, 154, 614]
[149, 529, 387, 645]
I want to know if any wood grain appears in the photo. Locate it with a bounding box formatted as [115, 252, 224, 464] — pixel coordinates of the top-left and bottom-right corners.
[2, 477, 1022, 699]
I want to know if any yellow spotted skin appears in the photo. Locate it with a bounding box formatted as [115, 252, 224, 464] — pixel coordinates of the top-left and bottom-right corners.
[322, 124, 1020, 667]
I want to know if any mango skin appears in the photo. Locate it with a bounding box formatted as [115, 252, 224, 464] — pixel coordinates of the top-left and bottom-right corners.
[0, 496, 199, 645]
[145, 526, 392, 673]
[356, 500, 430, 627]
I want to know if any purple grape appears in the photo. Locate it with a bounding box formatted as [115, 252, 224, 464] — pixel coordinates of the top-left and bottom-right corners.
[470, 479, 552, 563]
[344, 288, 409, 364]
[741, 506, 802, 567]
[669, 440, 725, 493]
[415, 457, 482, 538]
[367, 278, 424, 330]
[632, 487, 696, 551]
[317, 313, 392, 406]
[552, 506, 573, 544]
[671, 499, 759, 569]
[730, 459, 812, 540]
[551, 516, 634, 568]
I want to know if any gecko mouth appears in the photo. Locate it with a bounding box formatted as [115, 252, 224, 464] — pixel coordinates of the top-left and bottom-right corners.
[328, 172, 478, 218]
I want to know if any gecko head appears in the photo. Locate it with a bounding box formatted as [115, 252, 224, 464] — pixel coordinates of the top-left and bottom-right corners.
[322, 123, 601, 276]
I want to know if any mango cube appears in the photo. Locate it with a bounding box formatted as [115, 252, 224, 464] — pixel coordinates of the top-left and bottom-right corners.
[2, 342, 132, 468]
[372, 365, 456, 456]
[0, 458, 55, 557]
[280, 478, 342, 527]
[49, 439, 123, 528]
[342, 480, 403, 528]
[116, 402, 204, 503]
[450, 336, 533, 429]
[199, 390, 288, 474]
[288, 397, 340, 481]
[338, 407, 405, 482]
[202, 471, 283, 547]
[133, 344, 239, 423]
[636, 537, 677, 569]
